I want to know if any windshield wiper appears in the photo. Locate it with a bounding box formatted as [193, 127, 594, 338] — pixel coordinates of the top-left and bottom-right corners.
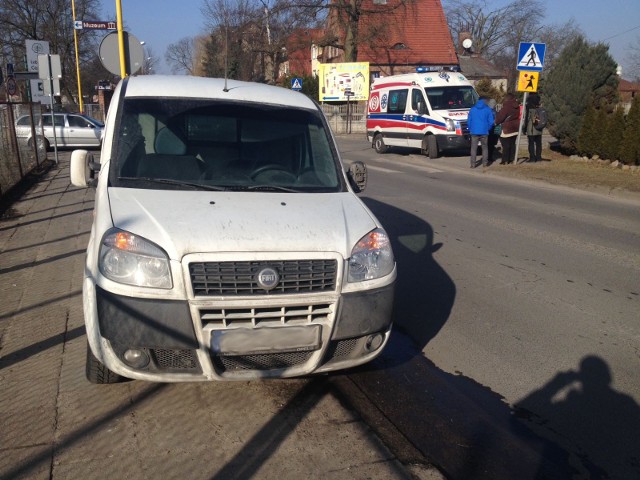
[118, 177, 227, 191]
[244, 185, 301, 192]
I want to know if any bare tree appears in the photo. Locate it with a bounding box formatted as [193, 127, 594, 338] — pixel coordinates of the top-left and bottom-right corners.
[290, 0, 413, 63]
[200, 0, 264, 81]
[0, 0, 103, 105]
[166, 37, 195, 74]
[141, 46, 159, 75]
[626, 35, 640, 81]
[444, 0, 546, 55]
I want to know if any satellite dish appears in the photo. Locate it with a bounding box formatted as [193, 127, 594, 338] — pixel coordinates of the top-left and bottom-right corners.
[462, 38, 473, 49]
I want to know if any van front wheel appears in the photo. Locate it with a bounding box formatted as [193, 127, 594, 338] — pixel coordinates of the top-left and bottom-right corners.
[86, 341, 122, 384]
[423, 135, 439, 158]
[373, 134, 388, 154]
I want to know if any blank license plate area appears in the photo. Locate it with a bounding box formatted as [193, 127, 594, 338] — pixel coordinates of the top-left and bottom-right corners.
[211, 325, 321, 356]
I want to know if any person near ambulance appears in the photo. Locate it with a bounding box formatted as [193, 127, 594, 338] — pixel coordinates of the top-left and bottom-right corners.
[494, 93, 521, 165]
[467, 96, 495, 168]
[524, 93, 547, 162]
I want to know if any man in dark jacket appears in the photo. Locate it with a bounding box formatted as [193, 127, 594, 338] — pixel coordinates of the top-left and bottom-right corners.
[467, 96, 495, 168]
[494, 93, 521, 164]
[524, 93, 546, 162]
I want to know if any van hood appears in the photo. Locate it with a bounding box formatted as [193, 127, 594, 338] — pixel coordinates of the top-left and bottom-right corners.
[107, 188, 378, 260]
[437, 109, 469, 122]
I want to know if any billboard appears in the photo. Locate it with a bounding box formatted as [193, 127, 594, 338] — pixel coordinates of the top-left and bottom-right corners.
[319, 62, 369, 102]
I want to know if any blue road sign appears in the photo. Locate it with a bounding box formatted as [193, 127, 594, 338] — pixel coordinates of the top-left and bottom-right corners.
[291, 78, 303, 91]
[517, 43, 546, 72]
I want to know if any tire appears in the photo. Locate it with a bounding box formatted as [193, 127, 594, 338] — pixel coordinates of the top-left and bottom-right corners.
[373, 133, 388, 154]
[426, 135, 439, 158]
[85, 341, 122, 384]
[28, 136, 49, 151]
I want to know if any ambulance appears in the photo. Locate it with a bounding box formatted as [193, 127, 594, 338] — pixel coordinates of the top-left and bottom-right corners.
[366, 70, 479, 158]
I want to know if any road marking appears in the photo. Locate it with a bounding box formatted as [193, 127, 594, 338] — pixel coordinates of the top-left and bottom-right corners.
[368, 163, 444, 174]
[367, 165, 401, 173]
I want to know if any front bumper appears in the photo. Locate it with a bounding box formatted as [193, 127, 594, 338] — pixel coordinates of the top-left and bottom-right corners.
[86, 276, 395, 381]
[437, 134, 471, 151]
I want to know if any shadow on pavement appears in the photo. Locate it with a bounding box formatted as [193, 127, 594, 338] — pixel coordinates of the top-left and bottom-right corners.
[346, 197, 636, 479]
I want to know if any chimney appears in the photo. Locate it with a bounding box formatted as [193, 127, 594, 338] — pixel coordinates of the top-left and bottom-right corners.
[458, 32, 473, 55]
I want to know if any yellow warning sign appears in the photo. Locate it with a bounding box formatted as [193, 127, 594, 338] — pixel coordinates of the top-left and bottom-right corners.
[518, 71, 539, 92]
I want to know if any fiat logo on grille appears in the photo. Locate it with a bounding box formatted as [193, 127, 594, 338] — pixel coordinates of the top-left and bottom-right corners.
[256, 266, 280, 291]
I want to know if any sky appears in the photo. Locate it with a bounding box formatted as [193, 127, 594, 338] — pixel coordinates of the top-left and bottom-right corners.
[97, 0, 640, 78]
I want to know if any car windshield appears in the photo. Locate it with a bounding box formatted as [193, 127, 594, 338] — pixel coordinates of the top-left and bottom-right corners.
[110, 98, 343, 192]
[82, 115, 104, 127]
[424, 86, 478, 110]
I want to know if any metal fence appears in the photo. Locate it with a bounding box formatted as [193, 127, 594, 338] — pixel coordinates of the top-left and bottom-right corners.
[0, 102, 48, 198]
[0, 102, 104, 198]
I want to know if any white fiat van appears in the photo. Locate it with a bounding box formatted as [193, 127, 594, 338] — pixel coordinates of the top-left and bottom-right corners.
[366, 70, 479, 158]
[70, 75, 396, 383]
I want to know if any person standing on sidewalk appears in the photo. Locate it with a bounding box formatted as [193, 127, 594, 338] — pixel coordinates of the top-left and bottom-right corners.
[524, 93, 547, 162]
[494, 93, 521, 164]
[467, 96, 495, 168]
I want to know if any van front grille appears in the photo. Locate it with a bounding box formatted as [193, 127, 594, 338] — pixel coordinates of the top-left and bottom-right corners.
[200, 303, 333, 328]
[190, 260, 337, 296]
[212, 351, 314, 372]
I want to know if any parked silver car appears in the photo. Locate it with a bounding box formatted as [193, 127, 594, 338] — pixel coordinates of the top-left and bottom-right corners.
[15, 112, 104, 149]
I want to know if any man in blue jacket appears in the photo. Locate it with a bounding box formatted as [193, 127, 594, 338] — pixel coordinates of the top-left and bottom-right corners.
[467, 96, 495, 168]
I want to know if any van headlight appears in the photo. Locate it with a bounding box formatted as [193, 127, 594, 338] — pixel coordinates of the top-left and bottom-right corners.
[445, 118, 456, 132]
[348, 228, 395, 282]
[99, 228, 172, 288]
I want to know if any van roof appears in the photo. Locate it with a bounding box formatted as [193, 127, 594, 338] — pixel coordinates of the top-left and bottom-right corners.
[371, 72, 471, 89]
[123, 75, 318, 111]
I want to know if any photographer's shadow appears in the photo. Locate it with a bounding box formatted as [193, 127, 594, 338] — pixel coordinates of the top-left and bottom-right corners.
[514, 355, 640, 479]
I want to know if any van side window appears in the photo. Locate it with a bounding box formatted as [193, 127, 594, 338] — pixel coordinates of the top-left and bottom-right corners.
[388, 89, 408, 114]
[411, 89, 428, 115]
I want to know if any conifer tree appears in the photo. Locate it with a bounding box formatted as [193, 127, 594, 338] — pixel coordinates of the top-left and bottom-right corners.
[544, 35, 618, 152]
[619, 95, 640, 165]
[577, 103, 597, 156]
[593, 108, 609, 158]
[602, 107, 625, 161]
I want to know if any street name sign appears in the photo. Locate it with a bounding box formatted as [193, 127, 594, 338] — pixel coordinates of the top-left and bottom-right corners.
[74, 20, 117, 30]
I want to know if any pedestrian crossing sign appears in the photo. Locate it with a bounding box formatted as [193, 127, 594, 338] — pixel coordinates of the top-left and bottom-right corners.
[517, 71, 539, 92]
[517, 42, 546, 72]
[291, 78, 303, 91]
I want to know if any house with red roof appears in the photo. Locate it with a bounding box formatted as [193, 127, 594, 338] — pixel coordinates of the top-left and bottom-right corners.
[318, 0, 459, 82]
[282, 28, 324, 78]
[618, 78, 640, 113]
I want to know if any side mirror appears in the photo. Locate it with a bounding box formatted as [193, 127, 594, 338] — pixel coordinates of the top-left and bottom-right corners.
[347, 161, 367, 193]
[70, 149, 100, 187]
[417, 101, 426, 115]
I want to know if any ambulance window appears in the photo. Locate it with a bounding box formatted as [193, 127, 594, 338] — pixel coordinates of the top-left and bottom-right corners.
[411, 89, 428, 115]
[388, 89, 408, 114]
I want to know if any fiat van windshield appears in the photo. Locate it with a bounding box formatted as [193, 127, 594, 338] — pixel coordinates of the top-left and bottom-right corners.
[110, 99, 344, 192]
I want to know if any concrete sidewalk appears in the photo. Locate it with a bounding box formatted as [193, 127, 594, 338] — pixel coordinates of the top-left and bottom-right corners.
[0, 153, 438, 480]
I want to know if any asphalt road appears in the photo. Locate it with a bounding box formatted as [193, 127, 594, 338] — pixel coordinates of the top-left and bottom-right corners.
[2, 141, 638, 479]
[336, 135, 640, 479]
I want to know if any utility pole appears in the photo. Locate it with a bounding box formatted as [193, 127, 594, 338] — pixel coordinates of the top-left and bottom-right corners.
[71, 0, 84, 113]
[116, 0, 127, 77]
